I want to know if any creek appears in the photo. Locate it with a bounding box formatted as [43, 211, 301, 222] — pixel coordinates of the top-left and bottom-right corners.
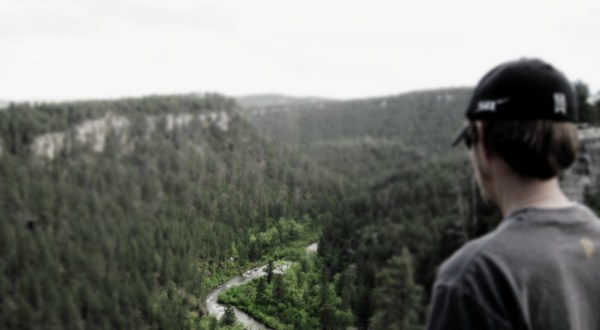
[206, 243, 318, 329]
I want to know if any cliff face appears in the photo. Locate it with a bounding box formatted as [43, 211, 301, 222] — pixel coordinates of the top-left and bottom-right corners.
[561, 127, 600, 203]
[28, 111, 231, 160]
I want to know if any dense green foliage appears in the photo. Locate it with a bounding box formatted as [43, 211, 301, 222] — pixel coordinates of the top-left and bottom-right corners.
[0, 95, 341, 328]
[316, 155, 500, 328]
[371, 248, 423, 330]
[219, 254, 352, 330]
[220, 305, 236, 326]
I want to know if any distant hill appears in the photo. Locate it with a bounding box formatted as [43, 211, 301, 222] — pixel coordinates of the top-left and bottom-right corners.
[243, 88, 471, 148]
[236, 94, 335, 108]
[243, 88, 473, 186]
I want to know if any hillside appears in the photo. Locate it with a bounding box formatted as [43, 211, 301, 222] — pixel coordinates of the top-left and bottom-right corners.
[236, 94, 334, 108]
[243, 89, 470, 147]
[0, 95, 342, 329]
[242, 88, 472, 188]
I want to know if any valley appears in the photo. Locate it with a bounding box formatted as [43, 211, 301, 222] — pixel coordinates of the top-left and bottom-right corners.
[0, 89, 598, 329]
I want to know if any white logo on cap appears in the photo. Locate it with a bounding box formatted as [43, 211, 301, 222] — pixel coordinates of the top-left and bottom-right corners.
[477, 101, 496, 112]
[496, 98, 510, 105]
[554, 93, 567, 114]
[476, 98, 510, 112]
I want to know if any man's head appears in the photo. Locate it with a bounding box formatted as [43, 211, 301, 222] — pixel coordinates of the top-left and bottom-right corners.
[454, 58, 580, 201]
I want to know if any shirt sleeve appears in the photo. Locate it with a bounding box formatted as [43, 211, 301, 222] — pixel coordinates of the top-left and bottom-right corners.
[425, 284, 511, 330]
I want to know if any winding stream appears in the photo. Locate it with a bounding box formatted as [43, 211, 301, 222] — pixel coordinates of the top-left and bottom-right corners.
[206, 243, 318, 329]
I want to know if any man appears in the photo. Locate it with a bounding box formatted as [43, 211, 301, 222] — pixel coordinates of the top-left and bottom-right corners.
[426, 58, 600, 329]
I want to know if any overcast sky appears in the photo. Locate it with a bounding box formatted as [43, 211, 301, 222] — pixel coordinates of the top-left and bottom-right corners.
[1, 0, 599, 101]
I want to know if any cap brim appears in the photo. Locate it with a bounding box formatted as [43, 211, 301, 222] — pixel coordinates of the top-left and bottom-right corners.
[451, 125, 468, 147]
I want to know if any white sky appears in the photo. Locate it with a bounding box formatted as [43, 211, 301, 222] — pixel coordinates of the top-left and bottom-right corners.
[1, 0, 599, 101]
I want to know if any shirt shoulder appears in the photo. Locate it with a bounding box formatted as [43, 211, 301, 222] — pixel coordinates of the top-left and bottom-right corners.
[427, 222, 525, 330]
[428, 203, 600, 330]
[426, 226, 516, 330]
[434, 229, 502, 288]
[436, 202, 600, 287]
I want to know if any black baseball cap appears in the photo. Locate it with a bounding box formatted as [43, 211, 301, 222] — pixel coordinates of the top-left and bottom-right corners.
[452, 58, 578, 146]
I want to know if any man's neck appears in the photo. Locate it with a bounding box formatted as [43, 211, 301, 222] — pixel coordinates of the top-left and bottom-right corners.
[494, 176, 573, 218]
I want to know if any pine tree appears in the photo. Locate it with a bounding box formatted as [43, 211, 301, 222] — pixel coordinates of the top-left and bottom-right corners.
[256, 277, 267, 304]
[266, 259, 274, 284]
[209, 316, 218, 330]
[318, 270, 336, 330]
[370, 248, 423, 330]
[272, 274, 286, 302]
[221, 305, 236, 326]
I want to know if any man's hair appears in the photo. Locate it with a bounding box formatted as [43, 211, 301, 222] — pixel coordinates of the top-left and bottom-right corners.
[479, 120, 579, 180]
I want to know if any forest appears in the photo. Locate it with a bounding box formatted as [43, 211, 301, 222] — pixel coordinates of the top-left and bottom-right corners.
[0, 82, 599, 329]
[0, 94, 343, 328]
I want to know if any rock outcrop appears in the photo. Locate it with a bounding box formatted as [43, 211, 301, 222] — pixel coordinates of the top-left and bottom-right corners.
[561, 127, 600, 203]
[29, 111, 231, 160]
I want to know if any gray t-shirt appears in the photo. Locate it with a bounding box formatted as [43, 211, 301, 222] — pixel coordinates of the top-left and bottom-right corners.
[426, 203, 600, 330]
